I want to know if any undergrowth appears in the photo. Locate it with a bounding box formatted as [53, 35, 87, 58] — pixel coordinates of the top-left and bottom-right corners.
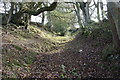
[100, 44, 120, 77]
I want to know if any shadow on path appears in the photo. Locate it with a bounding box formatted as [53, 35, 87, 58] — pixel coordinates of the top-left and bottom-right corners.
[28, 34, 114, 78]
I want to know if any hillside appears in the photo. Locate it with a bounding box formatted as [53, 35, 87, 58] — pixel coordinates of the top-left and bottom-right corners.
[2, 24, 74, 78]
[2, 23, 120, 79]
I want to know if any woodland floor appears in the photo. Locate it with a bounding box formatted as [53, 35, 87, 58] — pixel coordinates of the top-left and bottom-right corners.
[28, 34, 114, 78]
[1, 25, 120, 79]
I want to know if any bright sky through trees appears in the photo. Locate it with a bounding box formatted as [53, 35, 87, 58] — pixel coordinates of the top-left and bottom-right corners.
[0, 0, 107, 25]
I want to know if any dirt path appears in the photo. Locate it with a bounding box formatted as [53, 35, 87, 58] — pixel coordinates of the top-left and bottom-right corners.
[28, 34, 114, 78]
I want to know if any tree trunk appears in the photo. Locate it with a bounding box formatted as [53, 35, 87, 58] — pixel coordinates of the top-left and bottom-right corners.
[74, 2, 84, 28]
[93, 0, 100, 22]
[24, 13, 31, 29]
[11, 2, 57, 29]
[107, 2, 120, 40]
[97, 2, 100, 22]
[100, 1, 104, 19]
[7, 2, 14, 24]
[79, 2, 88, 25]
[41, 12, 45, 25]
[107, 2, 120, 50]
[47, 11, 52, 28]
[85, 2, 90, 23]
[3, 2, 7, 21]
[79, 1, 91, 25]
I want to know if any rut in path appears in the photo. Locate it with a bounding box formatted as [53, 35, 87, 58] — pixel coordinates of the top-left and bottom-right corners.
[28, 35, 114, 78]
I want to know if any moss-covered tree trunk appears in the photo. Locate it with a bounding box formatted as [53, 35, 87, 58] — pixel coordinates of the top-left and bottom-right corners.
[11, 2, 57, 29]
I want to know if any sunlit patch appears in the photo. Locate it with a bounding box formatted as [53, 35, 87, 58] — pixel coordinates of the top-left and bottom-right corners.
[79, 49, 83, 53]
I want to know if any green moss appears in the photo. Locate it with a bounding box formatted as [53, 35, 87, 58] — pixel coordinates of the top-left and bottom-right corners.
[20, 32, 33, 38]
[12, 59, 21, 67]
[30, 51, 38, 55]
[24, 56, 34, 65]
[12, 45, 22, 51]
[5, 62, 13, 67]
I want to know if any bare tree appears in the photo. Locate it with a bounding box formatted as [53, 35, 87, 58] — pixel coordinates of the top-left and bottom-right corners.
[93, 0, 100, 22]
[73, 2, 84, 28]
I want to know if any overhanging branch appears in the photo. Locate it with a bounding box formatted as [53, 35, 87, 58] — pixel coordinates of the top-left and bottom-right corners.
[23, 2, 57, 16]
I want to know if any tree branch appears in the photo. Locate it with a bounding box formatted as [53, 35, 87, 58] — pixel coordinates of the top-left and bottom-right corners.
[23, 2, 57, 16]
